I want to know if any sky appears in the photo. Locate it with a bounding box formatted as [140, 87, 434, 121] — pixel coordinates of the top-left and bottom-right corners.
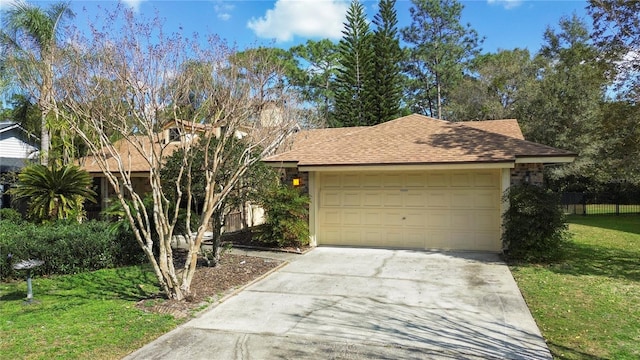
[0, 0, 591, 55]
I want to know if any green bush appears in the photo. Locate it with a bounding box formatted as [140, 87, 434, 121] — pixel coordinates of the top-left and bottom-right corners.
[502, 184, 570, 262]
[0, 208, 23, 224]
[0, 220, 145, 280]
[256, 185, 310, 247]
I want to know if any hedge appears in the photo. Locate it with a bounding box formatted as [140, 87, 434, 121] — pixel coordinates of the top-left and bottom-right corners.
[0, 219, 145, 280]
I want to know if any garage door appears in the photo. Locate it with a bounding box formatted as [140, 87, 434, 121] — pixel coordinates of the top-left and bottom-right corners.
[318, 170, 502, 251]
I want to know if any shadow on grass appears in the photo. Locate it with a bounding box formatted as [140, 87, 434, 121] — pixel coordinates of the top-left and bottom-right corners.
[0, 266, 161, 304]
[547, 241, 640, 282]
[567, 214, 640, 235]
[548, 342, 607, 360]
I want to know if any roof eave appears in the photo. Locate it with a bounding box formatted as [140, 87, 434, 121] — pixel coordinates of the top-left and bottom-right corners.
[515, 155, 577, 164]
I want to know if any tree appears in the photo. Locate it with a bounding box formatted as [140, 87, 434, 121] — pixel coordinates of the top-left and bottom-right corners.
[588, 0, 640, 100]
[517, 15, 607, 182]
[57, 7, 300, 300]
[333, 0, 373, 127]
[161, 137, 277, 265]
[1, 1, 74, 165]
[11, 163, 96, 222]
[289, 39, 340, 126]
[370, 0, 404, 123]
[447, 49, 537, 121]
[401, 0, 481, 119]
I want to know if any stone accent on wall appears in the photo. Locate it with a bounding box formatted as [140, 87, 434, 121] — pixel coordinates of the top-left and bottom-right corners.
[282, 167, 309, 194]
[510, 163, 544, 186]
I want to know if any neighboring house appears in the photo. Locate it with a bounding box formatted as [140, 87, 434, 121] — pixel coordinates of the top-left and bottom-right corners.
[0, 121, 38, 208]
[78, 121, 262, 229]
[263, 114, 576, 252]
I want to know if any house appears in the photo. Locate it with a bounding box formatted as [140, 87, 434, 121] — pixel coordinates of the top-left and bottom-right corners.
[0, 121, 38, 208]
[263, 114, 576, 252]
[79, 121, 261, 228]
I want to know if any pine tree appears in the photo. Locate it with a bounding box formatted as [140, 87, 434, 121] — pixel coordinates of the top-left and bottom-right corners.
[369, 0, 403, 124]
[333, 0, 373, 127]
[401, 0, 481, 119]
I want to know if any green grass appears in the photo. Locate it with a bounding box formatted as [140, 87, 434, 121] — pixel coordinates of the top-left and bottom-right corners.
[511, 215, 640, 360]
[0, 266, 180, 359]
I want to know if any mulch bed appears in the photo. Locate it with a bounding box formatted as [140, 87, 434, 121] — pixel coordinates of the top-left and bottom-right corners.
[136, 250, 283, 319]
[221, 230, 312, 254]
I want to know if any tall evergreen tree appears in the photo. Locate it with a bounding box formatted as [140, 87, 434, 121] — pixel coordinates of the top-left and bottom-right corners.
[401, 0, 481, 119]
[1, 1, 74, 165]
[333, 0, 373, 127]
[370, 0, 403, 124]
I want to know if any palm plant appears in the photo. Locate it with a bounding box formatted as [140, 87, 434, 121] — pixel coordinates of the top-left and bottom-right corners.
[1, 1, 74, 165]
[11, 164, 96, 222]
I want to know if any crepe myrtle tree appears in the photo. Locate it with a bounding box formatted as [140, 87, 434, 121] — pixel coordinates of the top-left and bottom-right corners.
[56, 7, 300, 300]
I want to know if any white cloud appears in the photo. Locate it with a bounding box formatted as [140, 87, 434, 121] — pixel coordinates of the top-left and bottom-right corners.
[214, 1, 234, 21]
[487, 0, 523, 10]
[121, 0, 146, 12]
[247, 0, 349, 43]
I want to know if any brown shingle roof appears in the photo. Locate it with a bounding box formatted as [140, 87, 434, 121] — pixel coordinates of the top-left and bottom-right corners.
[80, 135, 181, 174]
[264, 114, 575, 167]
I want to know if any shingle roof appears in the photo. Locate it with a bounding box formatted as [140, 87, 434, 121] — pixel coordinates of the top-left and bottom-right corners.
[80, 135, 181, 174]
[265, 114, 575, 167]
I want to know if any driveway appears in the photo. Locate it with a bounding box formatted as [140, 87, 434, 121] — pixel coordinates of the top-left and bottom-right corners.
[125, 248, 551, 359]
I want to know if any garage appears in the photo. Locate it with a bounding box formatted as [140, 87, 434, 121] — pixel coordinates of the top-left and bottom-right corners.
[317, 170, 501, 251]
[264, 114, 576, 253]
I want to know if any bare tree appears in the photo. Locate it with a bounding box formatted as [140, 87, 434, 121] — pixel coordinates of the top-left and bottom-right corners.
[58, 7, 299, 300]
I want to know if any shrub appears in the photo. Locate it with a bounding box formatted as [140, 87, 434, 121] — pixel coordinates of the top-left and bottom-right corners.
[502, 184, 570, 262]
[256, 185, 310, 247]
[0, 220, 145, 280]
[0, 208, 23, 224]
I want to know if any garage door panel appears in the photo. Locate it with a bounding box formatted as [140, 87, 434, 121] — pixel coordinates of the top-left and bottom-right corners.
[363, 211, 382, 225]
[405, 173, 426, 187]
[474, 191, 499, 208]
[427, 172, 449, 187]
[343, 211, 361, 226]
[451, 191, 474, 208]
[321, 210, 341, 225]
[318, 170, 501, 251]
[362, 173, 382, 187]
[426, 212, 450, 228]
[343, 192, 361, 207]
[343, 174, 361, 188]
[405, 192, 426, 207]
[383, 192, 403, 207]
[427, 192, 449, 208]
[451, 172, 472, 187]
[322, 192, 341, 207]
[475, 172, 498, 188]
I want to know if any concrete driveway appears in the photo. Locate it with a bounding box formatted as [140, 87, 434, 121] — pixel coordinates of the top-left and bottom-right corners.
[125, 248, 551, 359]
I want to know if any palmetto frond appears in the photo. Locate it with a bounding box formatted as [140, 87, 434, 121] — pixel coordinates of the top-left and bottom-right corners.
[12, 163, 96, 221]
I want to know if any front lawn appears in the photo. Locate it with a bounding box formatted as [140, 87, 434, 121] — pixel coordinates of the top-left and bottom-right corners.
[511, 215, 640, 360]
[0, 266, 178, 359]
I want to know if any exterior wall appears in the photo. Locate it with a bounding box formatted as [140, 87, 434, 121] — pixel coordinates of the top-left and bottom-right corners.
[0, 129, 38, 159]
[282, 167, 309, 195]
[510, 163, 544, 186]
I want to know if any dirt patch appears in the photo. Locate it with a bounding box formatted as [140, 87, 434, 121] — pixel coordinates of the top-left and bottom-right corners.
[136, 251, 283, 319]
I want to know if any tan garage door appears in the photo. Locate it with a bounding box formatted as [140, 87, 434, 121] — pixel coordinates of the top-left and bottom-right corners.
[318, 170, 502, 251]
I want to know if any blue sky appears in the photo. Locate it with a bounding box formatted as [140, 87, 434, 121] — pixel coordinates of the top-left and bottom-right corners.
[2, 0, 590, 54]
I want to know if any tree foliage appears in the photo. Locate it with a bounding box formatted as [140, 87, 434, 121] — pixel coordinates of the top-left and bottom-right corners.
[289, 39, 340, 126]
[401, 0, 481, 119]
[10, 163, 96, 223]
[256, 184, 310, 248]
[370, 0, 404, 124]
[333, 0, 373, 127]
[1, 1, 74, 165]
[502, 184, 569, 263]
[55, 6, 300, 300]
